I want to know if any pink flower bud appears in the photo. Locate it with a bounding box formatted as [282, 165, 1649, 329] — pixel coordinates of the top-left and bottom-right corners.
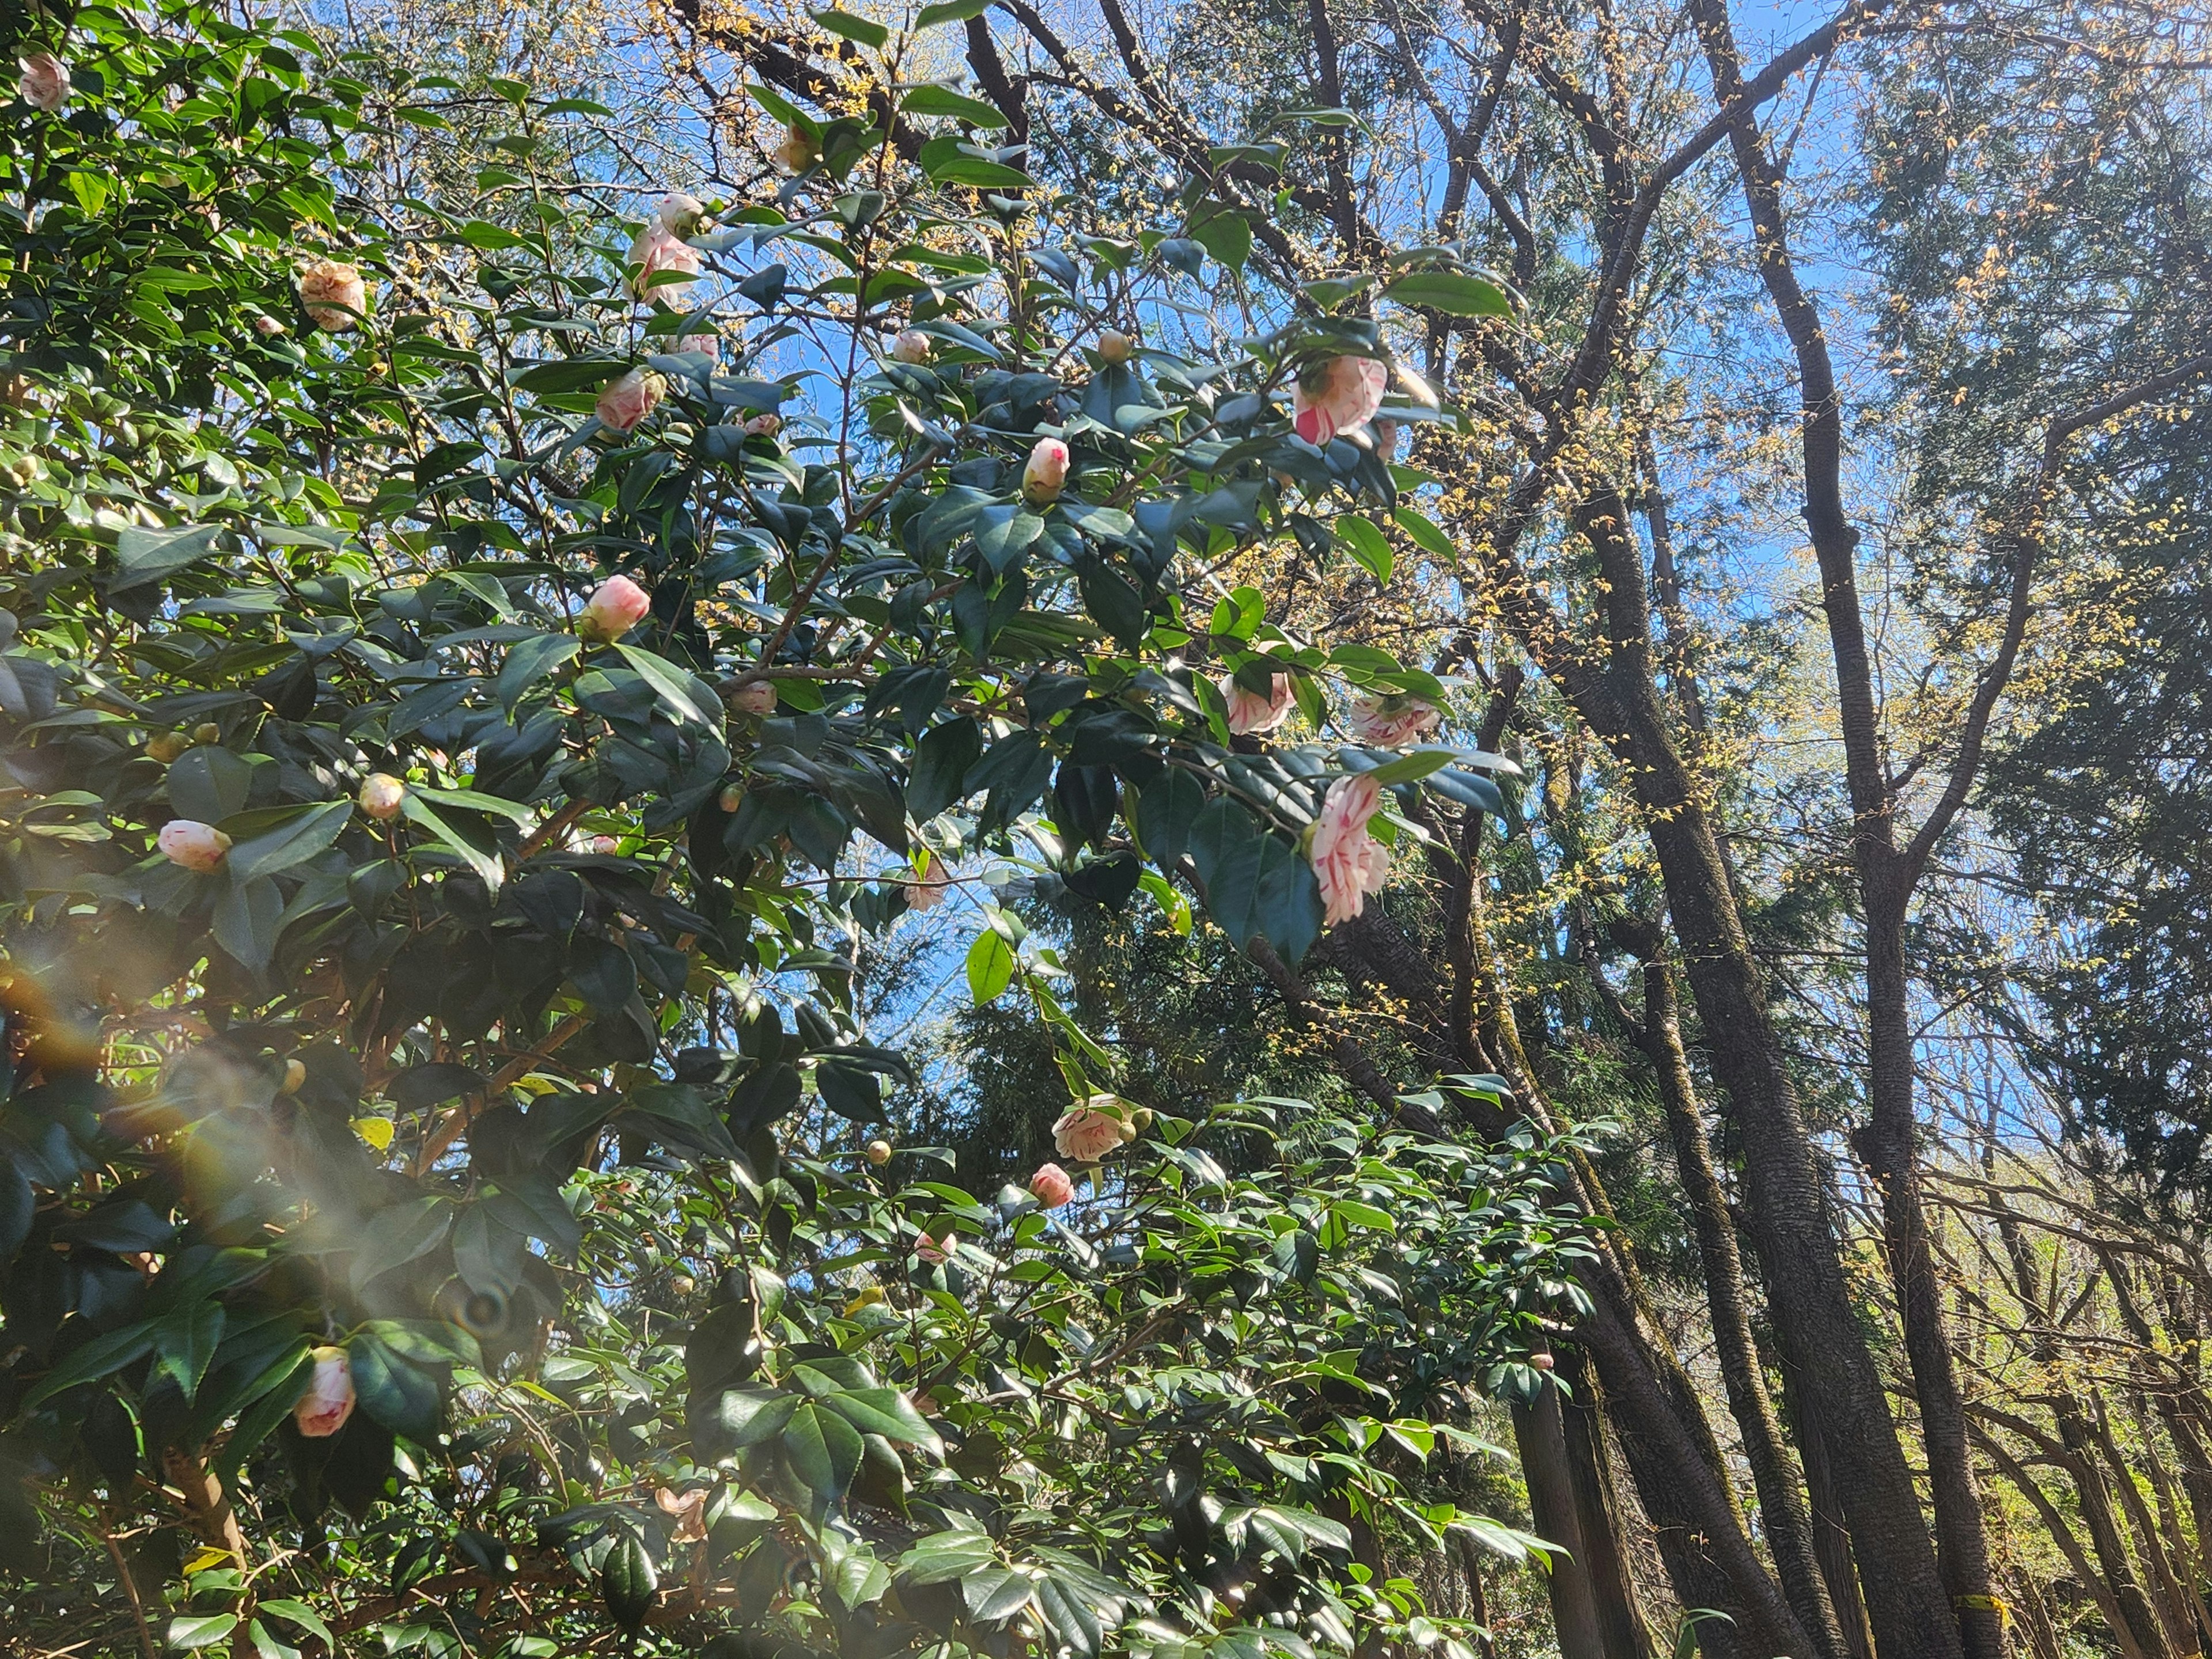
[590, 835, 622, 855]
[358, 773, 407, 821]
[1051, 1099, 1124, 1163]
[294, 1346, 355, 1438]
[1291, 355, 1388, 446]
[915, 1228, 953, 1264]
[578, 574, 652, 642]
[656, 191, 707, 236]
[743, 412, 782, 438]
[594, 368, 664, 433]
[298, 259, 368, 332]
[1309, 773, 1391, 927]
[718, 784, 745, 813]
[1028, 1161, 1077, 1209]
[253, 315, 286, 337]
[1022, 437, 1070, 505]
[891, 329, 932, 365]
[158, 820, 232, 873]
[627, 222, 703, 302]
[1219, 671, 1293, 737]
[1531, 1351, 1556, 1372]
[18, 52, 69, 113]
[730, 680, 777, 715]
[1097, 329, 1134, 364]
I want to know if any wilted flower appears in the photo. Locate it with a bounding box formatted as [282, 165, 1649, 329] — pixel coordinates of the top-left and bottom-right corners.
[18, 52, 69, 113]
[357, 773, 407, 821]
[730, 679, 777, 715]
[1291, 355, 1388, 446]
[772, 124, 818, 175]
[656, 1486, 709, 1545]
[627, 222, 702, 302]
[1348, 693, 1442, 747]
[595, 368, 664, 433]
[158, 820, 231, 872]
[1022, 437, 1070, 505]
[1310, 774, 1391, 927]
[1028, 1162, 1077, 1209]
[578, 574, 651, 642]
[1097, 328, 1134, 365]
[891, 329, 932, 365]
[1220, 671, 1293, 737]
[294, 1346, 355, 1438]
[298, 259, 367, 331]
[1052, 1099, 1124, 1163]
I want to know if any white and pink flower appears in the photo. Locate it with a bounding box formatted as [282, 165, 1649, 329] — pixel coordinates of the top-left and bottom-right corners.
[358, 773, 407, 821]
[578, 574, 651, 642]
[294, 1346, 355, 1438]
[18, 52, 69, 113]
[1022, 437, 1069, 505]
[772, 124, 818, 175]
[730, 679, 777, 715]
[628, 222, 703, 302]
[1028, 1162, 1077, 1209]
[158, 820, 231, 873]
[1291, 356, 1388, 446]
[595, 368, 664, 433]
[1309, 773, 1391, 927]
[1348, 693, 1442, 747]
[1052, 1099, 1124, 1164]
[891, 329, 932, 365]
[1220, 671, 1293, 737]
[298, 259, 367, 332]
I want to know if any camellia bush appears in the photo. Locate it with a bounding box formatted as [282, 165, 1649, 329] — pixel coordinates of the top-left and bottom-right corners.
[0, 1, 1588, 1655]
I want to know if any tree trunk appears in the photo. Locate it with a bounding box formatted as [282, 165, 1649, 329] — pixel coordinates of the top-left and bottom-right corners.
[1514, 1371, 1613, 1659]
[1555, 1346, 1657, 1659]
[1795, 1392, 1877, 1659]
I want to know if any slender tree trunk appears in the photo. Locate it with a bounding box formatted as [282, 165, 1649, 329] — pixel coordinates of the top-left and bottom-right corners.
[1514, 1371, 1613, 1659]
[1555, 1346, 1657, 1659]
[1794, 1395, 1877, 1659]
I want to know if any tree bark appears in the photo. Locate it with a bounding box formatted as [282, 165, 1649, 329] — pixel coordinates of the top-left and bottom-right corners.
[1554, 1346, 1657, 1659]
[1513, 1369, 1613, 1659]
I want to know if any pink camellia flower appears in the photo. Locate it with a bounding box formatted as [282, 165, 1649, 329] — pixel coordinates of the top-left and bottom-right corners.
[743, 412, 782, 438]
[595, 368, 664, 433]
[1310, 773, 1392, 927]
[1220, 672, 1293, 737]
[730, 679, 777, 715]
[578, 574, 652, 642]
[298, 259, 367, 332]
[891, 329, 932, 365]
[673, 327, 722, 361]
[1291, 356, 1388, 446]
[915, 1228, 953, 1264]
[1022, 437, 1070, 505]
[358, 773, 407, 821]
[590, 835, 623, 855]
[294, 1346, 355, 1438]
[158, 820, 232, 873]
[1371, 417, 1400, 457]
[655, 191, 707, 236]
[772, 124, 818, 175]
[1348, 693, 1442, 747]
[904, 872, 949, 912]
[19, 52, 69, 113]
[628, 222, 703, 301]
[656, 1486, 709, 1545]
[1028, 1162, 1077, 1209]
[252, 315, 286, 337]
[1052, 1099, 1124, 1164]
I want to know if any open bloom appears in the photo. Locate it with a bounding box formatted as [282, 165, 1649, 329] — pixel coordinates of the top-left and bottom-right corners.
[298, 259, 366, 331]
[1022, 437, 1069, 505]
[915, 1229, 954, 1264]
[1052, 1099, 1124, 1163]
[19, 52, 69, 112]
[1291, 356, 1388, 446]
[891, 329, 932, 365]
[656, 1486, 709, 1545]
[578, 574, 651, 642]
[1310, 774, 1391, 927]
[1349, 693, 1442, 747]
[904, 870, 949, 912]
[772, 124, 818, 174]
[595, 368, 663, 433]
[358, 773, 407, 821]
[628, 222, 703, 301]
[294, 1346, 355, 1438]
[1220, 672, 1293, 737]
[1028, 1162, 1077, 1209]
[158, 820, 231, 872]
[730, 679, 777, 715]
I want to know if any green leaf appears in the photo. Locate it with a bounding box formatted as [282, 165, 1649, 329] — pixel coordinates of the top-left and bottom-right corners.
[747, 81, 802, 128]
[211, 873, 284, 972]
[614, 643, 715, 725]
[823, 1387, 942, 1450]
[114, 523, 225, 590]
[600, 1529, 658, 1630]
[967, 929, 1015, 1005]
[399, 792, 504, 892]
[1361, 746, 1459, 785]
[348, 1332, 443, 1444]
[963, 1566, 1037, 1622]
[810, 7, 889, 47]
[153, 1302, 226, 1403]
[782, 1400, 866, 1499]
[410, 787, 533, 824]
[901, 85, 1009, 127]
[226, 800, 351, 885]
[497, 632, 580, 713]
[253, 1601, 334, 1646]
[907, 718, 982, 822]
[168, 745, 254, 823]
[1382, 270, 1512, 316]
[23, 1320, 157, 1409]
[1336, 516, 1393, 585]
[1392, 505, 1455, 559]
[915, 0, 993, 24]
[169, 1614, 240, 1650]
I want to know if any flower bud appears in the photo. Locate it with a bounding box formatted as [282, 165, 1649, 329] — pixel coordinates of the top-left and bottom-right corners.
[891, 329, 932, 365]
[577, 574, 651, 643]
[358, 772, 406, 821]
[730, 679, 777, 716]
[594, 368, 663, 434]
[772, 124, 818, 175]
[1531, 1352, 1556, 1372]
[670, 1274, 697, 1297]
[866, 1138, 893, 1166]
[253, 314, 286, 337]
[298, 258, 368, 332]
[1022, 436, 1070, 505]
[193, 723, 221, 744]
[743, 412, 782, 439]
[590, 835, 622, 855]
[282, 1058, 306, 1094]
[158, 820, 231, 873]
[1098, 328, 1134, 364]
[146, 732, 188, 763]
[19, 52, 69, 113]
[294, 1346, 355, 1438]
[718, 785, 746, 815]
